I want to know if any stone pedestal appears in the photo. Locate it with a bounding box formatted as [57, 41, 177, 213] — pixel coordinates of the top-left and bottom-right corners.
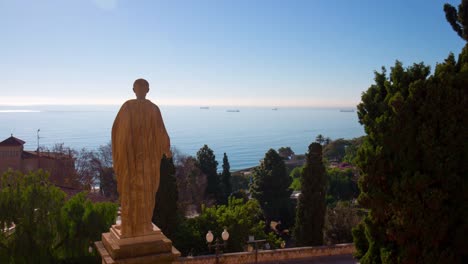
[95, 224, 180, 264]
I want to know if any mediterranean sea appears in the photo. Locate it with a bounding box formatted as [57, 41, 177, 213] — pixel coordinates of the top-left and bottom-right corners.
[0, 105, 364, 171]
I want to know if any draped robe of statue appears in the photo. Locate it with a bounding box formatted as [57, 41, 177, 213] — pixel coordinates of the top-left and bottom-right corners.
[112, 99, 170, 237]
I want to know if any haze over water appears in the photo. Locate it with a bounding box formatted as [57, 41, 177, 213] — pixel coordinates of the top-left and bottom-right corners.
[0, 105, 363, 171]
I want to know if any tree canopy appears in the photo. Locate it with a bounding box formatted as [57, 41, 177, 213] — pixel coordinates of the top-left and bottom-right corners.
[444, 0, 468, 41]
[326, 168, 359, 206]
[294, 143, 327, 246]
[0, 170, 117, 263]
[196, 145, 221, 203]
[250, 149, 293, 226]
[353, 47, 468, 263]
[278, 147, 294, 159]
[171, 198, 282, 256]
[221, 153, 232, 204]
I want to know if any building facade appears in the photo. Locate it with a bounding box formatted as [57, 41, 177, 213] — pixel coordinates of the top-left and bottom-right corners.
[0, 135, 77, 188]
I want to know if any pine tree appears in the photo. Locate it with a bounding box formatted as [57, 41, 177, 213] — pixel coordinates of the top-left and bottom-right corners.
[153, 155, 179, 238]
[250, 149, 293, 225]
[196, 145, 220, 203]
[294, 143, 327, 246]
[444, 0, 468, 41]
[353, 48, 468, 263]
[221, 152, 232, 204]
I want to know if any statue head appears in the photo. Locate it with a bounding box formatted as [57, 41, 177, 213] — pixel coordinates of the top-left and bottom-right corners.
[133, 79, 149, 99]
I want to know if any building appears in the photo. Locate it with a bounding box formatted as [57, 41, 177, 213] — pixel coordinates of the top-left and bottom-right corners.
[0, 135, 78, 188]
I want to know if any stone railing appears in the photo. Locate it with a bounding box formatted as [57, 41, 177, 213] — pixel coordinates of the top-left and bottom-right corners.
[176, 243, 355, 264]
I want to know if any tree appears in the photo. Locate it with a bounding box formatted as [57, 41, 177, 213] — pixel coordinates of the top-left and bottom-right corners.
[99, 167, 117, 200]
[294, 143, 327, 246]
[322, 138, 350, 162]
[0, 170, 65, 263]
[196, 145, 221, 204]
[278, 147, 294, 160]
[444, 0, 468, 41]
[289, 165, 304, 191]
[94, 142, 118, 200]
[171, 198, 282, 256]
[221, 153, 232, 204]
[353, 49, 468, 263]
[74, 148, 100, 189]
[326, 168, 359, 205]
[153, 155, 179, 239]
[315, 134, 325, 145]
[324, 201, 362, 245]
[57, 193, 117, 260]
[175, 156, 207, 214]
[0, 170, 117, 263]
[343, 136, 365, 164]
[250, 149, 293, 226]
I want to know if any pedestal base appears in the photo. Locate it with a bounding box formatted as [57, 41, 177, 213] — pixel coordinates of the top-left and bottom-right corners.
[95, 224, 180, 264]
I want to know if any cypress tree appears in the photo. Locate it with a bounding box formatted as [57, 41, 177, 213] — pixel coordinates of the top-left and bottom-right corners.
[250, 149, 292, 225]
[196, 145, 220, 203]
[353, 48, 468, 263]
[153, 155, 179, 238]
[221, 152, 232, 204]
[294, 143, 327, 246]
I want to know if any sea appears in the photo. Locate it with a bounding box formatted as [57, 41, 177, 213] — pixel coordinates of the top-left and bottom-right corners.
[0, 105, 364, 171]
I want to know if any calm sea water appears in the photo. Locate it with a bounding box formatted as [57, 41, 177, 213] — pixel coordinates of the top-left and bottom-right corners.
[0, 105, 364, 171]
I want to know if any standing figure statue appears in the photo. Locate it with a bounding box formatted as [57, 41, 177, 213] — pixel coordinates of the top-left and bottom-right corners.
[112, 79, 171, 237]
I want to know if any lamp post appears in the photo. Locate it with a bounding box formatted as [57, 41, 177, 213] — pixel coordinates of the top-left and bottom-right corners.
[206, 229, 229, 264]
[246, 236, 266, 264]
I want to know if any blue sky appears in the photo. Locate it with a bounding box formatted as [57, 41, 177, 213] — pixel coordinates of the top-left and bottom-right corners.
[0, 0, 465, 107]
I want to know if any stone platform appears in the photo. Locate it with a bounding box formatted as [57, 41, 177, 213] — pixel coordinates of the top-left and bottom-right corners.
[95, 224, 180, 264]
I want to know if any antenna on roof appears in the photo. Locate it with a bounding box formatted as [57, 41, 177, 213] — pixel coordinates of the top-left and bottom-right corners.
[37, 129, 40, 152]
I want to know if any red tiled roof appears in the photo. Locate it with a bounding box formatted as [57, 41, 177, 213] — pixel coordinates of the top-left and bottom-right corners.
[22, 151, 38, 159]
[0, 136, 25, 146]
[22, 150, 72, 160]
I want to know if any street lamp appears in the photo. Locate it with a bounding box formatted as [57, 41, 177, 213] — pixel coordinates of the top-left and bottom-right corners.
[206, 229, 229, 264]
[246, 235, 266, 264]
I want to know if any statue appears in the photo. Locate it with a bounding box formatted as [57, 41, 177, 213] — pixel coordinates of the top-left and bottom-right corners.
[112, 79, 171, 237]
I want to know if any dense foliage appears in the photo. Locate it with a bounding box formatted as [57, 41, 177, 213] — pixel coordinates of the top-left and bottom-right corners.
[324, 201, 362, 245]
[197, 145, 221, 203]
[353, 46, 468, 263]
[326, 168, 359, 205]
[230, 172, 249, 193]
[278, 147, 294, 160]
[343, 137, 365, 164]
[294, 143, 327, 246]
[322, 138, 349, 161]
[0, 170, 117, 263]
[322, 137, 364, 163]
[171, 198, 282, 256]
[289, 165, 303, 191]
[444, 0, 468, 41]
[175, 156, 207, 214]
[250, 149, 293, 226]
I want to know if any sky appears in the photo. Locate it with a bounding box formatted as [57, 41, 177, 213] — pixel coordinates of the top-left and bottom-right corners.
[0, 0, 465, 107]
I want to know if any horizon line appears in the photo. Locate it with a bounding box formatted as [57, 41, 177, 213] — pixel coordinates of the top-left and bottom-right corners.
[0, 102, 358, 109]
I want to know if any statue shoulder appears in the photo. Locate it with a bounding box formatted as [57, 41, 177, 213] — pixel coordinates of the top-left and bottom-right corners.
[118, 100, 136, 111]
[144, 100, 161, 113]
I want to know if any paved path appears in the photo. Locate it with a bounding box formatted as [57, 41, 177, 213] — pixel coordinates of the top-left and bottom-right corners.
[260, 254, 357, 264]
